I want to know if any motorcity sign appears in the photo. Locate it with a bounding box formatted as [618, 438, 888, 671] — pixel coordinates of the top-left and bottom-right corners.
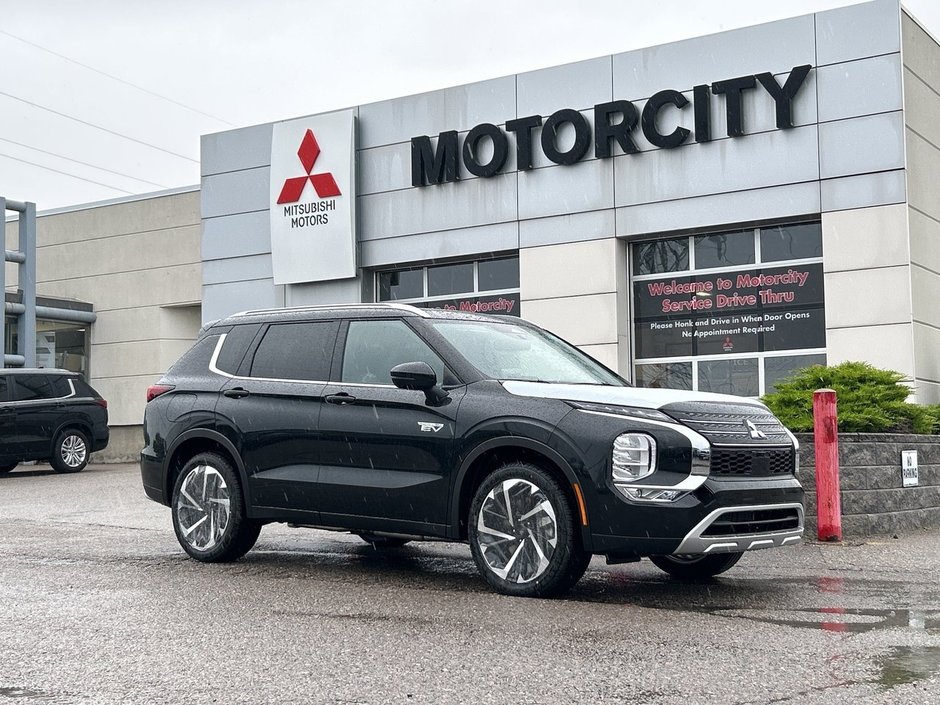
[411, 65, 811, 186]
[270, 109, 356, 285]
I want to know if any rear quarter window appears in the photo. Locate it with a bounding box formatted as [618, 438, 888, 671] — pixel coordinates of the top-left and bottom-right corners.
[214, 324, 260, 375]
[49, 376, 75, 398]
[166, 334, 224, 377]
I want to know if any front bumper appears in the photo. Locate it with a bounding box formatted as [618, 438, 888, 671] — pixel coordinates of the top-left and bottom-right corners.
[671, 502, 804, 555]
[590, 476, 805, 556]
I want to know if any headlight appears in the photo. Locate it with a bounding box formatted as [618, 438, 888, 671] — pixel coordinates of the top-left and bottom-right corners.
[569, 401, 673, 423]
[612, 433, 656, 482]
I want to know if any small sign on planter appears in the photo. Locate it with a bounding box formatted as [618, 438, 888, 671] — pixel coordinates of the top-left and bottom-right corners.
[901, 450, 919, 488]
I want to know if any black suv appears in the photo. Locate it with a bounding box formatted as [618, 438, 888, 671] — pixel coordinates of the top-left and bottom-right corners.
[0, 369, 109, 475]
[141, 304, 804, 597]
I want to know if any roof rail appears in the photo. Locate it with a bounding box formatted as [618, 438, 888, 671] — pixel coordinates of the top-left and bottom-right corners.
[230, 302, 428, 318]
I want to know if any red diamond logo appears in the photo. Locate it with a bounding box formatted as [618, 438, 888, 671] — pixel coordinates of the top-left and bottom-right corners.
[277, 129, 342, 204]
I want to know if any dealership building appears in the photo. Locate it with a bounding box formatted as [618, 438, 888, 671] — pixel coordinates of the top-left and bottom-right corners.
[4, 0, 940, 459]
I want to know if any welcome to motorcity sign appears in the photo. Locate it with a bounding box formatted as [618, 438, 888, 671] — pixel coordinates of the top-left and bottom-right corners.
[270, 109, 356, 285]
[411, 65, 811, 186]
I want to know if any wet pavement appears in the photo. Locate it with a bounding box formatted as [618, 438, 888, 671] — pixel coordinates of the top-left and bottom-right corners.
[1, 463, 939, 704]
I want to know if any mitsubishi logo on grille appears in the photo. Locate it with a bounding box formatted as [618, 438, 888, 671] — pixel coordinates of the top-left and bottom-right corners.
[276, 129, 342, 204]
[744, 419, 768, 440]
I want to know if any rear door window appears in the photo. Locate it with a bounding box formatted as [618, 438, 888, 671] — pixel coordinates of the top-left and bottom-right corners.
[11, 375, 52, 401]
[250, 321, 337, 382]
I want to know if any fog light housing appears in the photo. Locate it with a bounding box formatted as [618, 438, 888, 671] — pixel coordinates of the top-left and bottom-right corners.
[612, 433, 656, 483]
[618, 487, 684, 503]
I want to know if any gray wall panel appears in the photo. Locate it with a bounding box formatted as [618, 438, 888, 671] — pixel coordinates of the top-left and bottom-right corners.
[613, 124, 819, 207]
[615, 182, 821, 238]
[203, 279, 282, 322]
[359, 142, 411, 195]
[518, 158, 614, 220]
[360, 136, 520, 195]
[519, 210, 616, 248]
[820, 170, 906, 212]
[612, 15, 815, 100]
[203, 254, 273, 286]
[816, 0, 900, 66]
[517, 56, 612, 115]
[287, 278, 361, 307]
[818, 112, 905, 179]
[202, 210, 271, 260]
[817, 55, 902, 122]
[359, 173, 517, 240]
[361, 222, 518, 269]
[201, 167, 270, 219]
[358, 77, 516, 149]
[201, 123, 273, 177]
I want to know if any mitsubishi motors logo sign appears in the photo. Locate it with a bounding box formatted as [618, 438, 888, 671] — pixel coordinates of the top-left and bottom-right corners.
[276, 129, 341, 204]
[269, 110, 356, 285]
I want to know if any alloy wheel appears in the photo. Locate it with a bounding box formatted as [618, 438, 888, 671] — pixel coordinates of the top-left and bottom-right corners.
[475, 478, 558, 584]
[60, 434, 87, 469]
[174, 464, 231, 552]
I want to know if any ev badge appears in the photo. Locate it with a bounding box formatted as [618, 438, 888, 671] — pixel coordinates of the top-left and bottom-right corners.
[418, 422, 444, 433]
[744, 419, 768, 440]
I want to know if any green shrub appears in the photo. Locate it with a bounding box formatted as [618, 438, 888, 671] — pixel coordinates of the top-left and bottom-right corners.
[761, 361, 938, 434]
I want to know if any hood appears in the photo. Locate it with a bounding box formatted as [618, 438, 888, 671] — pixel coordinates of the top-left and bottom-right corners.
[500, 381, 768, 411]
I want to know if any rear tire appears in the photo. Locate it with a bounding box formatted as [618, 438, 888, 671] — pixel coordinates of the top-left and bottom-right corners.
[0, 463, 17, 475]
[649, 552, 744, 579]
[468, 462, 590, 598]
[50, 429, 90, 474]
[356, 532, 410, 549]
[171, 452, 260, 562]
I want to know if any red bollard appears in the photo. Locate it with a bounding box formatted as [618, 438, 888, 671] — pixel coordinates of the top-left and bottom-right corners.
[813, 388, 842, 542]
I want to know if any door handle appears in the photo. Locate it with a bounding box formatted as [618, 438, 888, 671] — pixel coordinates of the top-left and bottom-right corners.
[223, 388, 250, 399]
[325, 392, 356, 405]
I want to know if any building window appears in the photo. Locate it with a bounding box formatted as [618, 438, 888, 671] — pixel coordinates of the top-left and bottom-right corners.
[375, 255, 520, 316]
[631, 223, 825, 396]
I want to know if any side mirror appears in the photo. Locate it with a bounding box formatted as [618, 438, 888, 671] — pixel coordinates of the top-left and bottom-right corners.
[390, 361, 449, 406]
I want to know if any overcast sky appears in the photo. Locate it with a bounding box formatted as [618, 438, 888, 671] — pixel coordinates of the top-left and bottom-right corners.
[2, 0, 938, 211]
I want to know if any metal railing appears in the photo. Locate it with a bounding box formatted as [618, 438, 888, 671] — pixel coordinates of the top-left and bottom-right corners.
[3, 196, 97, 367]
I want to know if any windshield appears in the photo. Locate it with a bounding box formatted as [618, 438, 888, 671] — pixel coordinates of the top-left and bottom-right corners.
[430, 319, 626, 386]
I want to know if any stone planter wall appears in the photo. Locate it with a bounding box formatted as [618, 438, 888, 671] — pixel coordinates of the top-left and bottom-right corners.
[795, 433, 940, 538]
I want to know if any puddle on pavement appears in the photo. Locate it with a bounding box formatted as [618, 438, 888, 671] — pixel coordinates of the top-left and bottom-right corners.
[0, 687, 45, 699]
[703, 607, 940, 634]
[876, 646, 940, 688]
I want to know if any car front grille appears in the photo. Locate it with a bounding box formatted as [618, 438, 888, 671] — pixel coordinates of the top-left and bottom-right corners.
[661, 401, 791, 445]
[710, 447, 795, 478]
[701, 507, 802, 536]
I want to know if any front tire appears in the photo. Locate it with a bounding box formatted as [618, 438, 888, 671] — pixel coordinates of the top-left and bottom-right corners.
[649, 552, 744, 579]
[468, 462, 590, 598]
[50, 429, 90, 473]
[171, 452, 260, 562]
